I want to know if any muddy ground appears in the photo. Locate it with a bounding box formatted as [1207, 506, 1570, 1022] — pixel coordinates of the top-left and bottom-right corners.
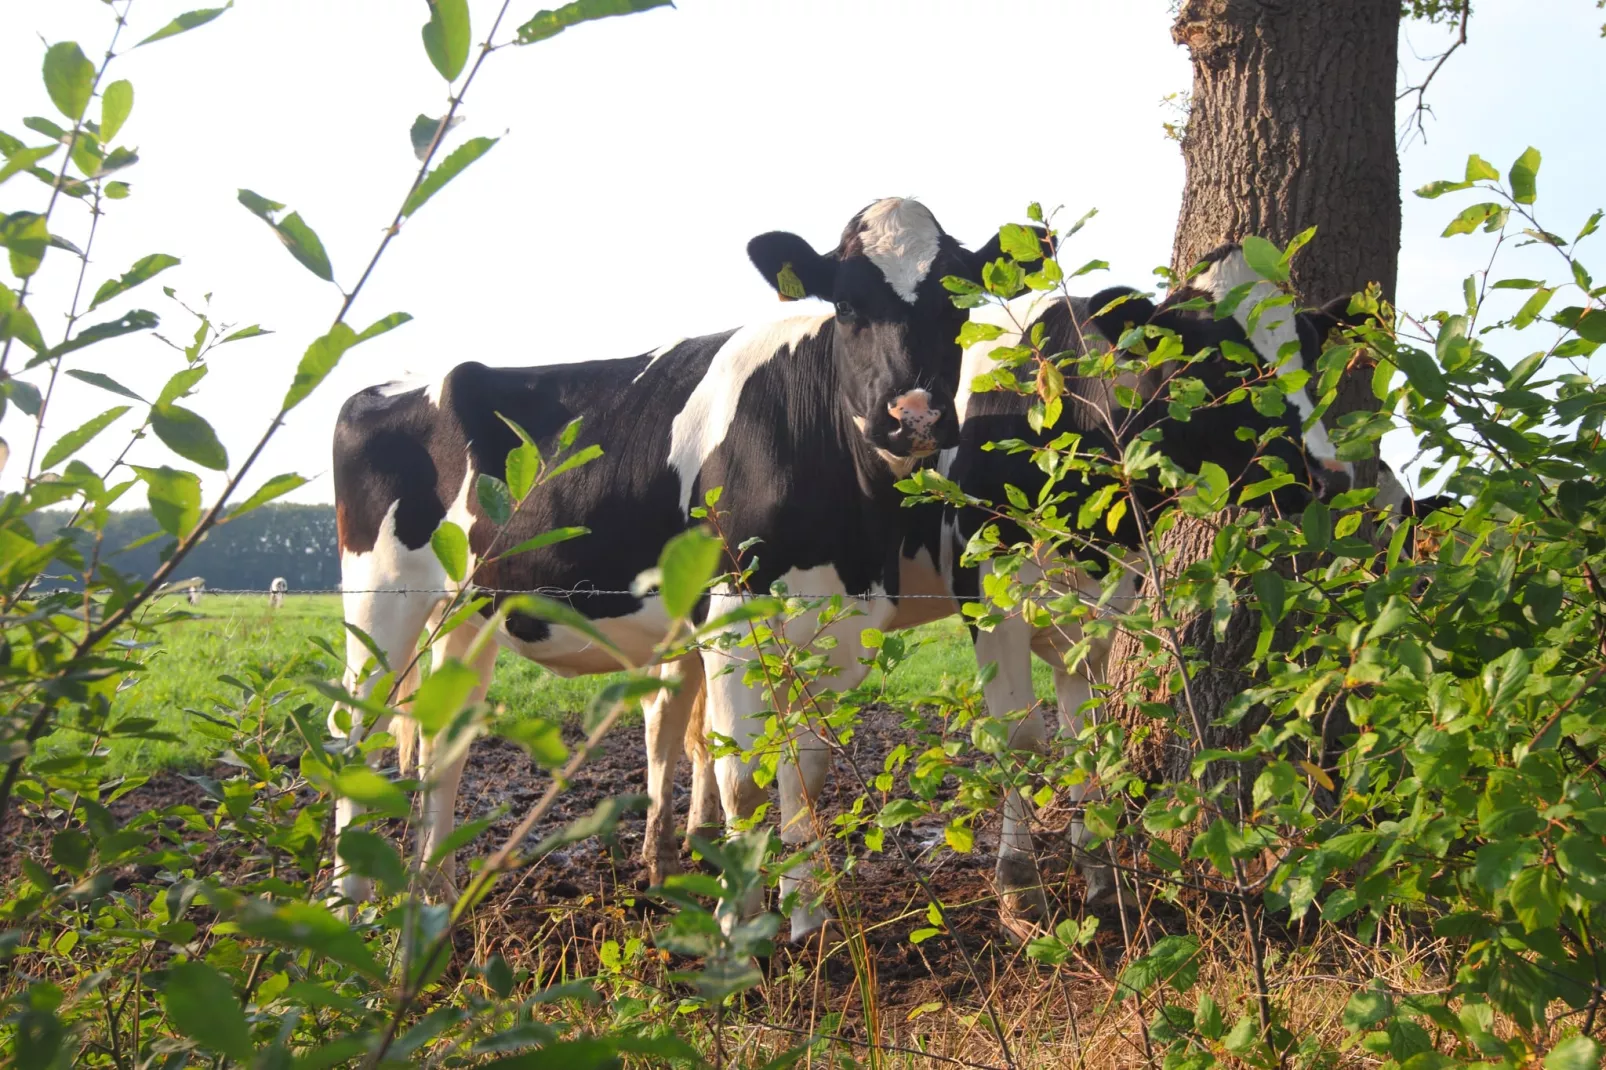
[10, 705, 1168, 1059]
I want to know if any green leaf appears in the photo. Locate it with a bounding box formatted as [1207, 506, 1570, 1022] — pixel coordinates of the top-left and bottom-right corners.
[1117, 934, 1201, 994]
[402, 136, 497, 218]
[1342, 987, 1393, 1030]
[1547, 1036, 1603, 1070]
[476, 473, 513, 526]
[89, 253, 179, 312]
[132, 465, 201, 535]
[64, 368, 144, 402]
[432, 521, 469, 583]
[99, 79, 133, 143]
[150, 405, 229, 470]
[1395, 346, 1447, 400]
[1509, 146, 1540, 205]
[1475, 839, 1539, 893]
[1240, 235, 1286, 283]
[1195, 460, 1229, 510]
[274, 211, 334, 281]
[161, 961, 254, 1062]
[32, 309, 158, 370]
[0, 143, 59, 186]
[506, 441, 539, 501]
[226, 473, 307, 519]
[499, 716, 568, 768]
[1464, 154, 1500, 182]
[40, 406, 128, 470]
[1511, 286, 1554, 330]
[412, 658, 480, 734]
[237, 189, 334, 282]
[337, 828, 406, 894]
[516, 0, 672, 45]
[501, 525, 589, 559]
[220, 324, 270, 343]
[658, 527, 721, 620]
[422, 0, 472, 81]
[354, 310, 412, 344]
[1442, 202, 1505, 237]
[333, 765, 409, 818]
[137, 4, 233, 48]
[1302, 500, 1331, 552]
[1509, 867, 1560, 933]
[409, 112, 463, 161]
[998, 223, 1043, 263]
[43, 43, 95, 122]
[282, 322, 355, 412]
[2, 211, 50, 278]
[1253, 569, 1285, 625]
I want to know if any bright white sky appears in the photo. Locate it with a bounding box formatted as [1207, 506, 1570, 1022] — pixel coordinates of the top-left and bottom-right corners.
[2, 1, 1601, 505]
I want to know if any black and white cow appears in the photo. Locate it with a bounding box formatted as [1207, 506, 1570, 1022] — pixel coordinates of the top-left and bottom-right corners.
[329, 198, 1013, 940]
[899, 244, 1355, 932]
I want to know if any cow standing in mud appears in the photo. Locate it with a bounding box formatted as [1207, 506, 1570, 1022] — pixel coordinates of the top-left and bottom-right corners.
[329, 198, 1012, 941]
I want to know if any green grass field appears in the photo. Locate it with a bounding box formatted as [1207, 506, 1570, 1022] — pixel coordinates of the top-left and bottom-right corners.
[40, 594, 1053, 776]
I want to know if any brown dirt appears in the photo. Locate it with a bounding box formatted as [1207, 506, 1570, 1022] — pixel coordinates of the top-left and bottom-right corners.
[7, 704, 1151, 1061]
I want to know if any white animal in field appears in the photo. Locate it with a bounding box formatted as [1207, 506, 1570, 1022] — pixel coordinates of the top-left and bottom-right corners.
[269, 577, 288, 610]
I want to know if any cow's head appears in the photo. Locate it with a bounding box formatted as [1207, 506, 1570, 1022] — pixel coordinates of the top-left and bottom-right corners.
[747, 198, 1011, 467]
[1083, 246, 1349, 515]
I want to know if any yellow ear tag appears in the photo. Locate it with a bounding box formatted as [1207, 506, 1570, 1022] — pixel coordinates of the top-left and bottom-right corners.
[776, 262, 806, 302]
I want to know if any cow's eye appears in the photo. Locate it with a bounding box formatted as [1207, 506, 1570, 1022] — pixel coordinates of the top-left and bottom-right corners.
[834, 300, 856, 320]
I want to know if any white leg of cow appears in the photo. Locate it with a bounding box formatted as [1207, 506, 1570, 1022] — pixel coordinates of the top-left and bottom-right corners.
[413, 618, 498, 897]
[973, 604, 1050, 939]
[704, 577, 885, 942]
[684, 731, 720, 853]
[642, 653, 705, 885]
[328, 589, 440, 904]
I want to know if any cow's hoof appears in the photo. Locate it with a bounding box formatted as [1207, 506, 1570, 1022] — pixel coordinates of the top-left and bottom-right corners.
[996, 856, 1051, 946]
[645, 850, 681, 888]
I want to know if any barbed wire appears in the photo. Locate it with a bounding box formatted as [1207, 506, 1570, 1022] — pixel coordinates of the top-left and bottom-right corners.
[95, 586, 968, 601]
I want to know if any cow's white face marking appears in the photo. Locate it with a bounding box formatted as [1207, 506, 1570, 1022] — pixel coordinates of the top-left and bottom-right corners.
[858, 197, 941, 304]
[632, 338, 686, 384]
[1198, 249, 1348, 473]
[668, 313, 830, 512]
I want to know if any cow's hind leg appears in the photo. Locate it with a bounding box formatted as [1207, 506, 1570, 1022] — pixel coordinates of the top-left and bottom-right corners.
[329, 587, 440, 905]
[412, 616, 498, 898]
[643, 653, 705, 885]
[974, 601, 1052, 943]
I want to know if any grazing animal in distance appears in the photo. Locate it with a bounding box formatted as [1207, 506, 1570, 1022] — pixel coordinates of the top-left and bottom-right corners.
[269, 576, 288, 611]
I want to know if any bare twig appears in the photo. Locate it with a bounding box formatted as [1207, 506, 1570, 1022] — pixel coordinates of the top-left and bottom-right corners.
[1397, 1, 1469, 148]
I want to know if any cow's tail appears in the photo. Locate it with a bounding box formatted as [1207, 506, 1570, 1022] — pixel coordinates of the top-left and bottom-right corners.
[683, 672, 708, 771]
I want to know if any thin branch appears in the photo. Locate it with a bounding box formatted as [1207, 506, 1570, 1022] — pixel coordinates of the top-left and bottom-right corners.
[1397, 1, 1469, 148]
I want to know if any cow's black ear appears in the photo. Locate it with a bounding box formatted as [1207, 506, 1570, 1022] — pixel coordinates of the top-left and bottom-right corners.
[958, 224, 1055, 282]
[748, 231, 836, 301]
[1087, 286, 1156, 347]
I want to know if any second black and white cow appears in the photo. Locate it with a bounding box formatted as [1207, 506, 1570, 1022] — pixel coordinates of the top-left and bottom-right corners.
[329, 198, 1012, 940]
[924, 244, 1356, 932]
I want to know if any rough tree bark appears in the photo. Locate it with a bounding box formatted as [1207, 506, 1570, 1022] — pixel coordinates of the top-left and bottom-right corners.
[1109, 0, 1402, 787]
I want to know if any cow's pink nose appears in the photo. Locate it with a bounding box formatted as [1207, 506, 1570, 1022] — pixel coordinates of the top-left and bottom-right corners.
[888, 389, 937, 429]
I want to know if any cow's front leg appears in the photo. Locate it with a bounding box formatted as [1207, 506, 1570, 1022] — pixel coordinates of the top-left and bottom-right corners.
[974, 606, 1051, 943]
[412, 618, 498, 899]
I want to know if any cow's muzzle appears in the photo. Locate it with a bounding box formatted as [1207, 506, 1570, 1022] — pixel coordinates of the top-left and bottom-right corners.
[884, 389, 954, 457]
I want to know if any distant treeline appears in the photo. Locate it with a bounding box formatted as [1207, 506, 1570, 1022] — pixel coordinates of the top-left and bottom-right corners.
[34, 504, 340, 591]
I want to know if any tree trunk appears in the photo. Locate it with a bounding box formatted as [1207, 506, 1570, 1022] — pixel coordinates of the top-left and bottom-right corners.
[1109, 0, 1401, 787]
